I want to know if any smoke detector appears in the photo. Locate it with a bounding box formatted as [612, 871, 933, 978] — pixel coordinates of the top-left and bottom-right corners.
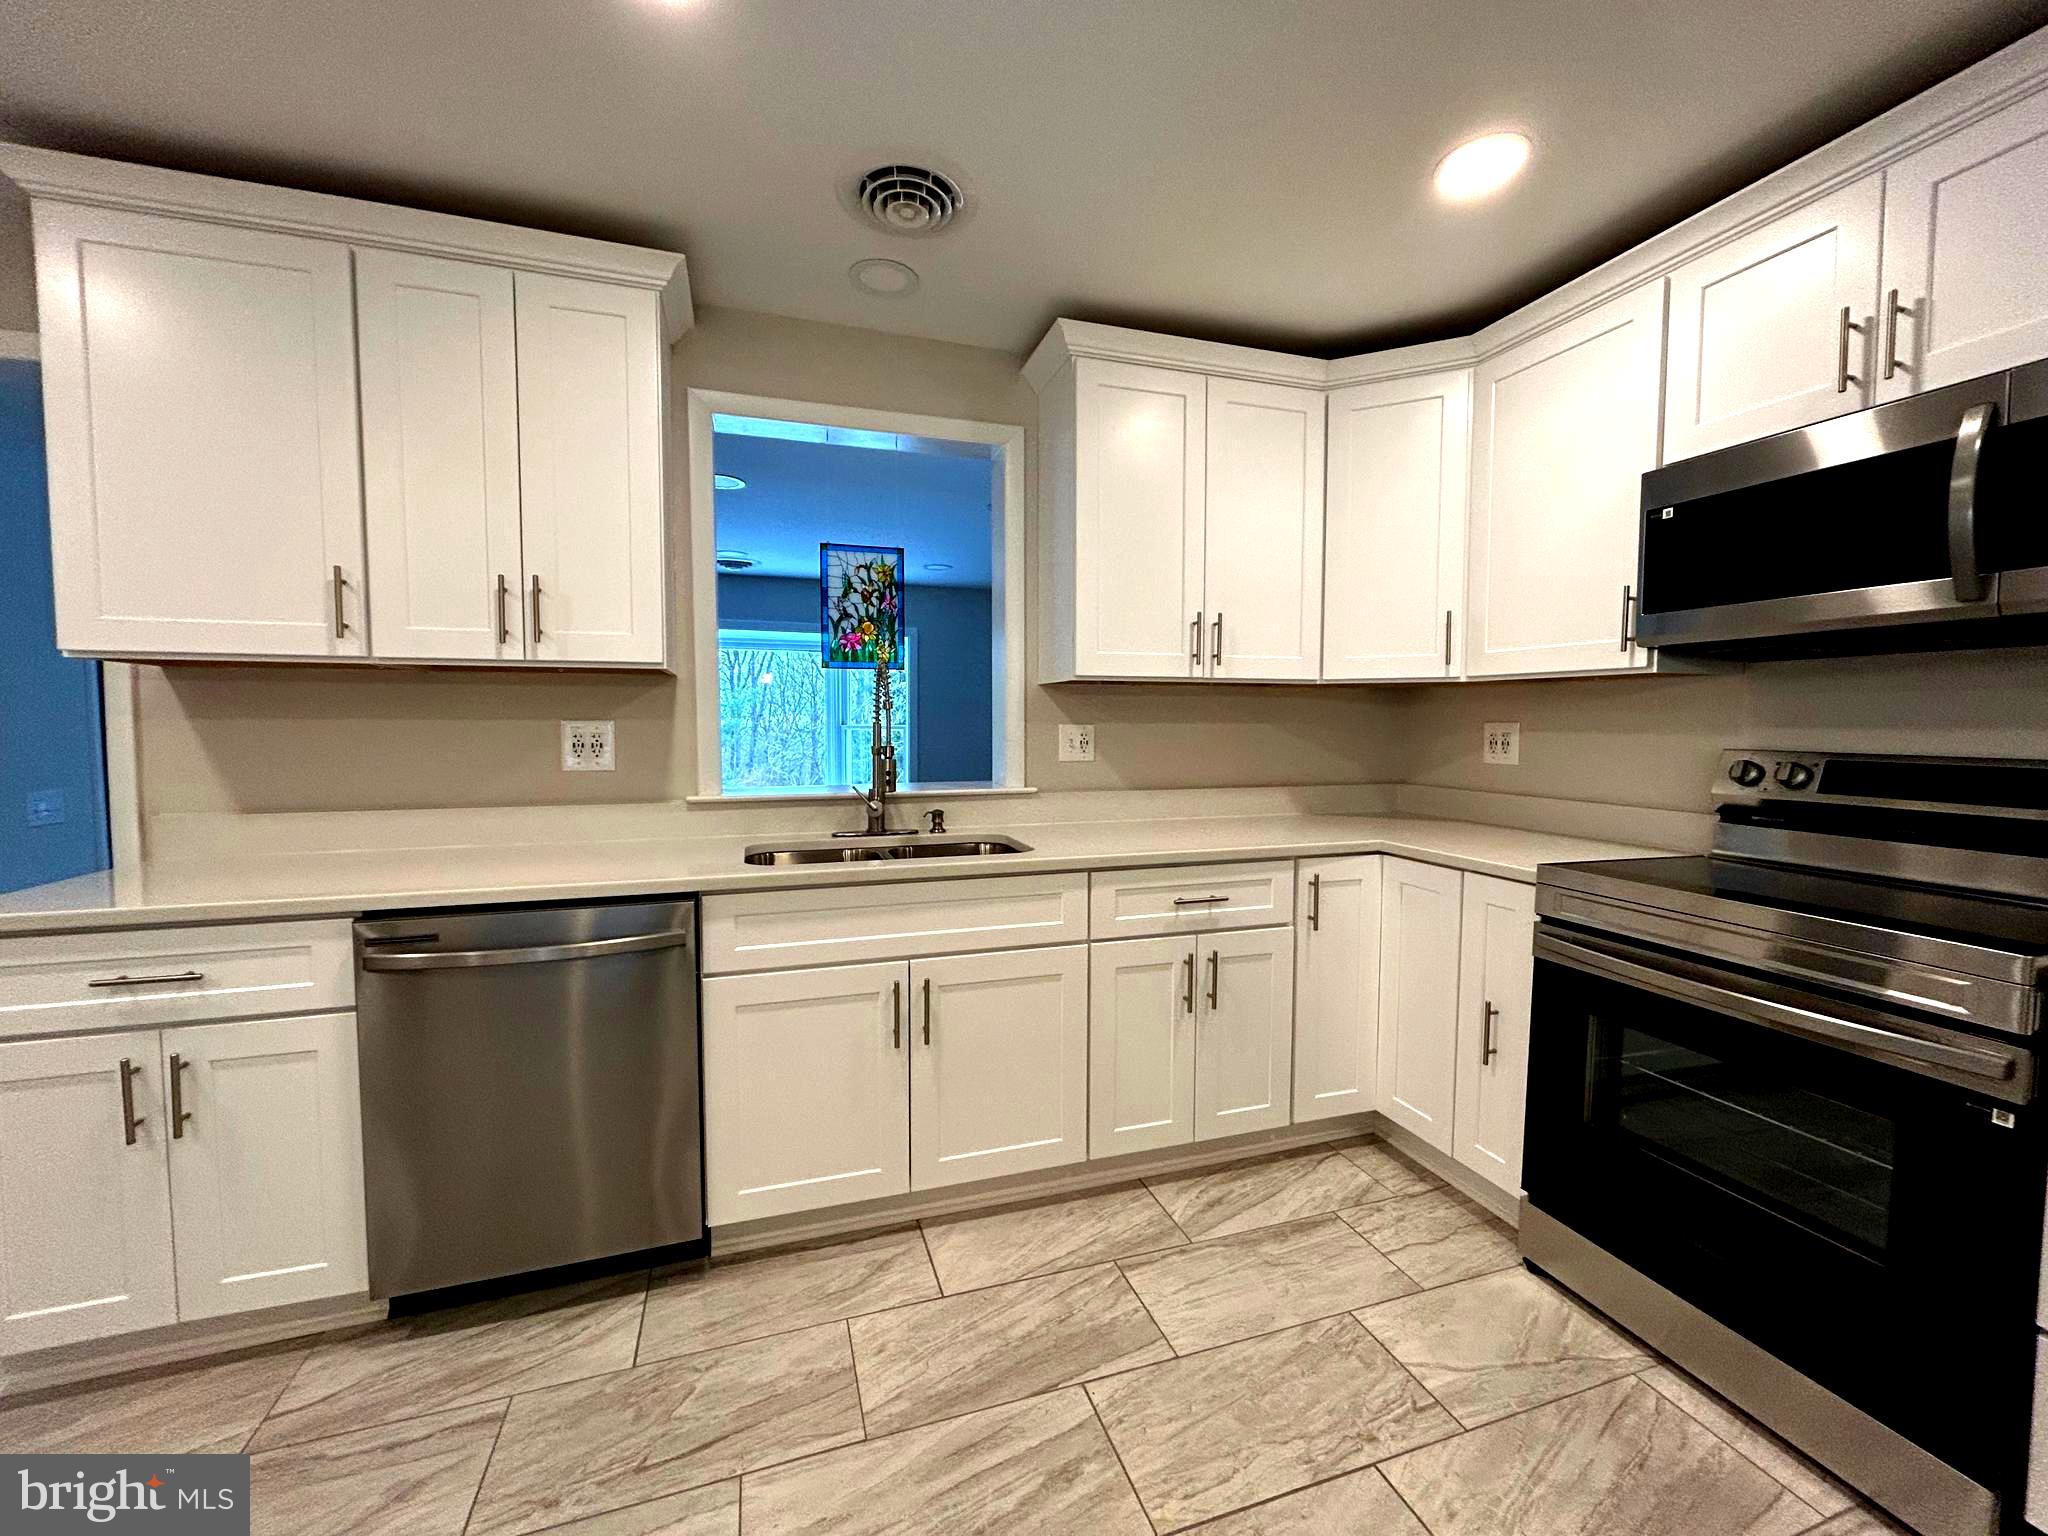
[855, 165, 965, 236]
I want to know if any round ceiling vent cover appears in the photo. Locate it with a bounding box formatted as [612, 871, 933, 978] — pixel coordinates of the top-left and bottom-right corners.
[855, 165, 964, 235]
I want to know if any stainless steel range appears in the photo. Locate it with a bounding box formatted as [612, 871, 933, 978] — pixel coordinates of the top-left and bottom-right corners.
[1523, 750, 2048, 1536]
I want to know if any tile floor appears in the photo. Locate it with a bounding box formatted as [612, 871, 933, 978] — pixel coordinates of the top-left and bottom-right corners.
[0, 1136, 1914, 1536]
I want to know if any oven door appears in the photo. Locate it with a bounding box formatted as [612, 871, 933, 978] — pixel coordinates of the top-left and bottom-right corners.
[1522, 925, 2041, 1498]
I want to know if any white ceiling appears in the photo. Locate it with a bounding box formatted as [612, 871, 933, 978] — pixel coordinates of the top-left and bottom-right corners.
[2, 0, 2044, 356]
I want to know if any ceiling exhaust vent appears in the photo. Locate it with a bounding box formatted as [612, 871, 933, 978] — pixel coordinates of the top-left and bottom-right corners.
[856, 165, 964, 236]
[714, 550, 758, 572]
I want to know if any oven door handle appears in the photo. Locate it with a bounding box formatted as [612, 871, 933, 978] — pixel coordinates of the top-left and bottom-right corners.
[1534, 930, 2025, 1095]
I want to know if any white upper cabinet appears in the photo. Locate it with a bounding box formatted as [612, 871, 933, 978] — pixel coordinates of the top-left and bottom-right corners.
[1452, 875, 1536, 1197]
[32, 203, 368, 659]
[1376, 856, 1463, 1153]
[1193, 927, 1294, 1141]
[1050, 358, 1207, 680]
[1467, 281, 1666, 678]
[357, 249, 525, 662]
[1879, 87, 2048, 400]
[1293, 855, 1381, 1123]
[1322, 371, 1470, 679]
[514, 273, 669, 666]
[1663, 178, 1883, 461]
[1203, 378, 1325, 680]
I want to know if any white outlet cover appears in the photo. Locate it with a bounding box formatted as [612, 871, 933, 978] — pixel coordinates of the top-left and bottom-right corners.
[1483, 721, 1521, 766]
[562, 720, 616, 771]
[1058, 724, 1096, 763]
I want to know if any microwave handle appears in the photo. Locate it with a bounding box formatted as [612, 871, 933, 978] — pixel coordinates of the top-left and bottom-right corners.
[1948, 401, 1998, 603]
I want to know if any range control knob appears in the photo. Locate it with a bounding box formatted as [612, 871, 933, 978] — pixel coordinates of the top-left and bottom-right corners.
[1774, 760, 1817, 791]
[1727, 758, 1767, 788]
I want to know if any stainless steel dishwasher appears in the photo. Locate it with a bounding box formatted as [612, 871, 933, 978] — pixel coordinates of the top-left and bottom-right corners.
[354, 900, 701, 1299]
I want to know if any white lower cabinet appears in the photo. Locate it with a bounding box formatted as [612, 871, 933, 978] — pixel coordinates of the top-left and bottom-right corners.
[1088, 936, 1197, 1157]
[1375, 858, 1465, 1153]
[703, 961, 911, 1226]
[911, 946, 1089, 1190]
[1194, 927, 1294, 1140]
[162, 1012, 367, 1320]
[0, 1031, 177, 1353]
[1452, 876, 1537, 1196]
[1292, 855, 1381, 1123]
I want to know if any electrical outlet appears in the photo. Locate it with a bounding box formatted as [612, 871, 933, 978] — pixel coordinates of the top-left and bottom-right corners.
[1058, 724, 1096, 763]
[561, 720, 616, 772]
[1483, 722, 1521, 766]
[25, 789, 66, 827]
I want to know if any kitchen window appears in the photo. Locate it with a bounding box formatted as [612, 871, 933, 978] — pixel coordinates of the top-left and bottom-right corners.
[716, 626, 916, 795]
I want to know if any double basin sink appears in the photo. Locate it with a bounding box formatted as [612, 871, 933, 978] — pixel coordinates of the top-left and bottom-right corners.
[742, 834, 1032, 867]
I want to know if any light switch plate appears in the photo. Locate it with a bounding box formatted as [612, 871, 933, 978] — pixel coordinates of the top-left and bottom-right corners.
[562, 720, 616, 771]
[1058, 724, 1096, 763]
[1483, 722, 1520, 766]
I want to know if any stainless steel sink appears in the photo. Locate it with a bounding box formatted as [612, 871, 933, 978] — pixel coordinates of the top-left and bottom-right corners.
[742, 834, 1032, 867]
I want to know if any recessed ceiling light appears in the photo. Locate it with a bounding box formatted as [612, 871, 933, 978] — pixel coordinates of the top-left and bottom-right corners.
[849, 258, 920, 297]
[713, 474, 747, 491]
[714, 549, 757, 572]
[922, 562, 954, 573]
[1434, 131, 1532, 203]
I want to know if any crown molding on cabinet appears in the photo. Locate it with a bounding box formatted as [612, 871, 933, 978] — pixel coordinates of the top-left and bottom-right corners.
[1022, 318, 1332, 393]
[0, 143, 694, 341]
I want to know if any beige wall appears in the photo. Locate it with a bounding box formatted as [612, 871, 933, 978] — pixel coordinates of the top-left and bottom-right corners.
[135, 305, 1403, 817]
[0, 183, 34, 333]
[1391, 649, 2048, 813]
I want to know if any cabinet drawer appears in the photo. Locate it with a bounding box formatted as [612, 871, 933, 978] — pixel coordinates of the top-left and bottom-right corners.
[702, 874, 1090, 974]
[0, 920, 354, 1040]
[1089, 861, 1295, 940]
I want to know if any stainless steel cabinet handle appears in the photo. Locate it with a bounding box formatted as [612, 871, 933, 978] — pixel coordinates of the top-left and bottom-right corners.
[170, 1053, 192, 1139]
[1205, 949, 1220, 1010]
[1948, 401, 1997, 603]
[497, 574, 511, 645]
[1480, 1001, 1499, 1066]
[87, 970, 205, 989]
[331, 565, 349, 639]
[1883, 289, 1910, 381]
[1210, 612, 1223, 668]
[1619, 584, 1634, 652]
[892, 980, 902, 1050]
[118, 1057, 143, 1146]
[922, 976, 933, 1045]
[1190, 613, 1203, 667]
[530, 574, 543, 642]
[1443, 609, 1453, 669]
[1307, 874, 1321, 932]
[1173, 894, 1229, 907]
[1835, 305, 1860, 394]
[1181, 953, 1195, 1013]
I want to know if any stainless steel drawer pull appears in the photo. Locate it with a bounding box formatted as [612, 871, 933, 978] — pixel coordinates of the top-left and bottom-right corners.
[87, 970, 206, 988]
[1480, 1001, 1499, 1065]
[1206, 949, 1220, 1009]
[892, 980, 902, 1050]
[170, 1053, 192, 1138]
[1307, 874, 1321, 932]
[922, 976, 933, 1045]
[1172, 894, 1230, 907]
[118, 1057, 143, 1146]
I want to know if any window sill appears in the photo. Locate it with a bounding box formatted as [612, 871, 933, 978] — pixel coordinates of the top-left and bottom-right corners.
[685, 784, 1039, 806]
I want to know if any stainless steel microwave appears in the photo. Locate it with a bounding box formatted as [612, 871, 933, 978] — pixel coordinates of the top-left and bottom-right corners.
[1635, 359, 2048, 657]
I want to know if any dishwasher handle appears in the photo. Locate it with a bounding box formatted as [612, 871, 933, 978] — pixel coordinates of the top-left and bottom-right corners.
[360, 929, 693, 971]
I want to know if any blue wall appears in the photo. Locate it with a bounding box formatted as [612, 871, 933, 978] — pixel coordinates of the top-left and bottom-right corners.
[0, 359, 110, 894]
[718, 574, 994, 784]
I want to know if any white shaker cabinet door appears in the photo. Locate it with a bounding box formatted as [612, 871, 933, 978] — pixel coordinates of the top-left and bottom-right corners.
[1193, 927, 1294, 1142]
[0, 1031, 175, 1353]
[1203, 377, 1325, 680]
[1663, 177, 1882, 460]
[162, 1012, 368, 1320]
[357, 249, 525, 661]
[1376, 857, 1464, 1154]
[1879, 87, 2048, 400]
[1467, 281, 1665, 678]
[910, 945, 1089, 1190]
[703, 961, 910, 1225]
[1293, 855, 1382, 1123]
[1065, 359, 1207, 679]
[32, 203, 367, 658]
[1089, 936, 1197, 1157]
[1452, 875, 1537, 1196]
[513, 272, 668, 665]
[1322, 371, 1470, 680]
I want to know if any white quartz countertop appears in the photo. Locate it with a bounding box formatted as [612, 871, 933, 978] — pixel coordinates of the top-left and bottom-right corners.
[0, 813, 1669, 937]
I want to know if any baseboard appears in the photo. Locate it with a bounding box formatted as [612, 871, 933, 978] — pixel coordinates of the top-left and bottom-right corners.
[1374, 1120, 1521, 1225]
[711, 1114, 1380, 1256]
[0, 1295, 387, 1399]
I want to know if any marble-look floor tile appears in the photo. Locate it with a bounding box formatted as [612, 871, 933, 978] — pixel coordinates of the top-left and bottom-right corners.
[1118, 1214, 1416, 1353]
[1381, 1375, 1821, 1536]
[1357, 1268, 1651, 1426]
[250, 1273, 644, 1450]
[527, 1481, 739, 1536]
[1803, 1510, 1914, 1535]
[1638, 1365, 1858, 1518]
[247, 1399, 505, 1536]
[850, 1262, 1171, 1435]
[739, 1387, 1151, 1536]
[1333, 1138, 1443, 1197]
[1185, 1467, 1428, 1534]
[921, 1183, 1186, 1293]
[1147, 1145, 1391, 1241]
[638, 1228, 937, 1363]
[0, 1347, 308, 1454]
[1340, 1188, 1520, 1288]
[468, 1322, 863, 1536]
[1087, 1315, 1458, 1532]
